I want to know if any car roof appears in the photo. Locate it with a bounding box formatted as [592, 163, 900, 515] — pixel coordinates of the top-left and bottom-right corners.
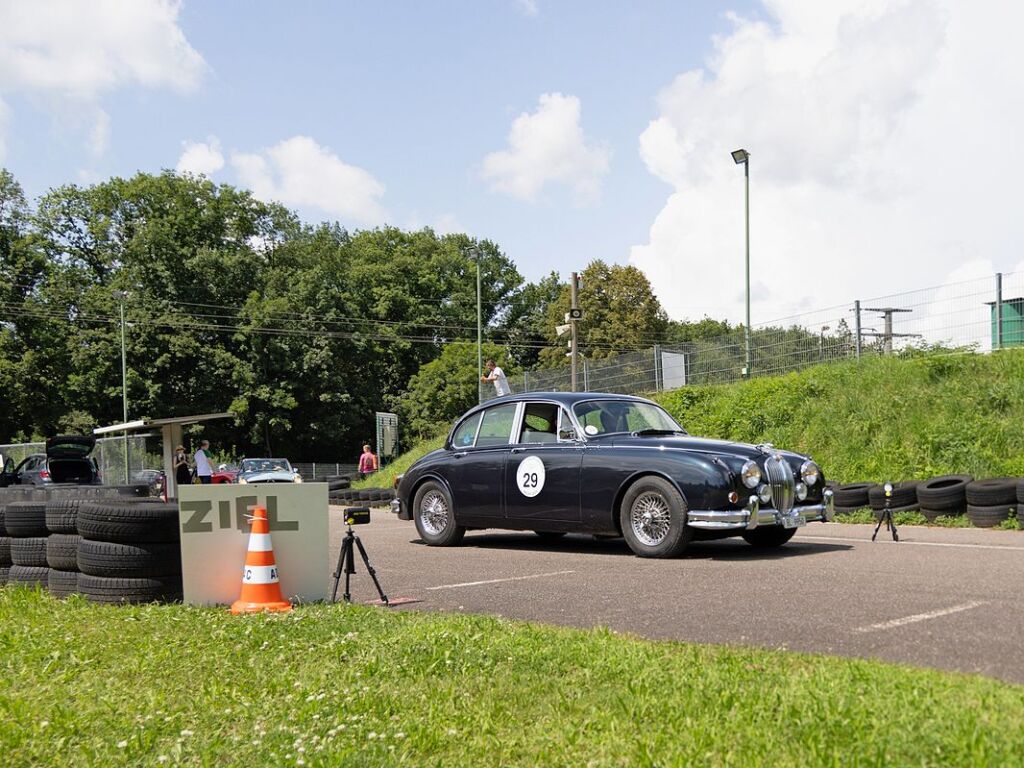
[480, 391, 654, 408]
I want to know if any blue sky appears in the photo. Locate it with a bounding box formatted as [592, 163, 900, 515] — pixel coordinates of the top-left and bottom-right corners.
[2, 1, 755, 287]
[2, 0, 1023, 334]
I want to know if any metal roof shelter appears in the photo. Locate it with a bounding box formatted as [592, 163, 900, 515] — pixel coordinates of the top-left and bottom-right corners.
[94, 413, 233, 498]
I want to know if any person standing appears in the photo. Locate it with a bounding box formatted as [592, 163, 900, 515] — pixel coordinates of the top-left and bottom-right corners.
[193, 440, 213, 485]
[480, 359, 511, 397]
[358, 444, 378, 480]
[174, 445, 191, 489]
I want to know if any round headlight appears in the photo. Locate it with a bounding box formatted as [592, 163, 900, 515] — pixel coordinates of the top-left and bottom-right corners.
[800, 460, 820, 486]
[757, 484, 772, 503]
[293, 475, 302, 483]
[238, 477, 247, 485]
[741, 460, 761, 489]
[795, 482, 808, 501]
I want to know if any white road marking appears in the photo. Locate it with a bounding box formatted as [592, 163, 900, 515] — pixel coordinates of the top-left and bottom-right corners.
[854, 601, 988, 633]
[799, 534, 1024, 552]
[424, 570, 575, 591]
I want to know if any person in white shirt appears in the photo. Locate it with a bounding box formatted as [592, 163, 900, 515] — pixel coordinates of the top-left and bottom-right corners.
[481, 359, 511, 397]
[194, 440, 213, 484]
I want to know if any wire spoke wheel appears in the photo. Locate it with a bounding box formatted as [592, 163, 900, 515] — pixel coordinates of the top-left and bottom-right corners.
[630, 492, 672, 546]
[419, 490, 450, 536]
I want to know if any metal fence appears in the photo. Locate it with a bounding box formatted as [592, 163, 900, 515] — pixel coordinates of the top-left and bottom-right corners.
[484, 270, 1024, 400]
[292, 463, 359, 481]
[0, 434, 162, 484]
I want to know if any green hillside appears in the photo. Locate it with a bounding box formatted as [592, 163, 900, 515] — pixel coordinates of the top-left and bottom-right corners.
[655, 350, 1024, 483]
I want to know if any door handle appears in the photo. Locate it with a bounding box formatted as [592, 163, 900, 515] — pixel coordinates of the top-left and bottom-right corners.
[453, 452, 467, 459]
[511, 447, 526, 454]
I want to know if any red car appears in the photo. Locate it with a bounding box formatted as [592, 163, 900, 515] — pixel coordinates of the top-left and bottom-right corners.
[211, 464, 240, 484]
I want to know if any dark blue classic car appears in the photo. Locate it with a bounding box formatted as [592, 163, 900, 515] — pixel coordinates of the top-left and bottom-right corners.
[392, 392, 834, 558]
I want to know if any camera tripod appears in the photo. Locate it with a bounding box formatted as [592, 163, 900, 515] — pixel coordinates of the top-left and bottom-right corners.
[872, 499, 899, 542]
[331, 519, 389, 605]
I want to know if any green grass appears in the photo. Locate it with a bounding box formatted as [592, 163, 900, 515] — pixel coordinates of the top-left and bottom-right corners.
[352, 435, 445, 490]
[654, 349, 1024, 483]
[2, 589, 1023, 766]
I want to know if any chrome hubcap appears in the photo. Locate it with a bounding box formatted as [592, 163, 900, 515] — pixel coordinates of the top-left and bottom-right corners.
[419, 490, 449, 536]
[631, 492, 672, 546]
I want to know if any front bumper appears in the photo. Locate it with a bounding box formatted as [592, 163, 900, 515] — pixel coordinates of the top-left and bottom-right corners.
[687, 489, 834, 531]
[391, 498, 411, 521]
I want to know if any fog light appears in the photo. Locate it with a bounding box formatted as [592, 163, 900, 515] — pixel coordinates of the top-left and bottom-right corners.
[758, 484, 772, 504]
[795, 482, 808, 501]
[728, 491, 739, 504]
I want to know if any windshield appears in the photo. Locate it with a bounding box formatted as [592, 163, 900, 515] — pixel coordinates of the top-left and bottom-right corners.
[242, 459, 292, 474]
[573, 400, 685, 437]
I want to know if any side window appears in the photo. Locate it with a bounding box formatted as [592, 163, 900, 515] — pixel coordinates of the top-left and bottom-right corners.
[451, 413, 481, 448]
[517, 402, 558, 444]
[476, 403, 518, 447]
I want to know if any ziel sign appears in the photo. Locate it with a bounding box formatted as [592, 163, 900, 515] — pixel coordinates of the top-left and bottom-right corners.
[178, 484, 329, 606]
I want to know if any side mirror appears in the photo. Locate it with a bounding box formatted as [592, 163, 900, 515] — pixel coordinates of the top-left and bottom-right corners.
[558, 427, 579, 442]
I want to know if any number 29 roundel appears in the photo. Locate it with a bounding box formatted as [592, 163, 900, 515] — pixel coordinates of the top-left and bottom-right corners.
[516, 455, 546, 498]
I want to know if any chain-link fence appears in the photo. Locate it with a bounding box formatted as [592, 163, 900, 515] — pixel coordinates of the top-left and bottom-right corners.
[486, 270, 1022, 400]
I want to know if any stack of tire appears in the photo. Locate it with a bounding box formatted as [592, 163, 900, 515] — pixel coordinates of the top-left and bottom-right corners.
[327, 474, 351, 504]
[331, 487, 396, 507]
[6, 501, 50, 588]
[916, 475, 972, 522]
[45, 499, 83, 597]
[0, 504, 10, 585]
[868, 481, 919, 518]
[833, 483, 876, 514]
[76, 500, 183, 604]
[964, 478, 1018, 528]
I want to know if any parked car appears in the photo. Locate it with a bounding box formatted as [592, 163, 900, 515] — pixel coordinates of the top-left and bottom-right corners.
[392, 392, 834, 558]
[132, 469, 166, 496]
[237, 458, 302, 484]
[212, 463, 240, 484]
[0, 436, 102, 487]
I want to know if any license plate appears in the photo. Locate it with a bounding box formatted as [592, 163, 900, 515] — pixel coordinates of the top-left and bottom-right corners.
[781, 514, 806, 529]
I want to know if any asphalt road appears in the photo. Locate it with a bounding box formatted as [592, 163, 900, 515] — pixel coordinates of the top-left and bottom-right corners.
[327, 507, 1024, 685]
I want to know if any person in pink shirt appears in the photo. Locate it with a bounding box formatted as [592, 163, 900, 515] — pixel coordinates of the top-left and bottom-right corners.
[358, 444, 378, 479]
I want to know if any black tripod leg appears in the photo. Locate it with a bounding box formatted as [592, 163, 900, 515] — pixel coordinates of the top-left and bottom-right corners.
[353, 535, 389, 605]
[343, 536, 355, 603]
[331, 534, 349, 603]
[872, 510, 885, 541]
[890, 510, 899, 541]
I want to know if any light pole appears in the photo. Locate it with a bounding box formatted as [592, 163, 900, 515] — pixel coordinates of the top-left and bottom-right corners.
[115, 290, 130, 482]
[471, 247, 483, 403]
[731, 148, 751, 377]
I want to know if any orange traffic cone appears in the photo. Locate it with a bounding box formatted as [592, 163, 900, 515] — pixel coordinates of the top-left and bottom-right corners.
[231, 505, 292, 614]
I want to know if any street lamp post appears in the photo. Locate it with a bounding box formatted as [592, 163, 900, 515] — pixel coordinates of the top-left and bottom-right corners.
[731, 148, 751, 377]
[471, 247, 483, 403]
[115, 290, 130, 482]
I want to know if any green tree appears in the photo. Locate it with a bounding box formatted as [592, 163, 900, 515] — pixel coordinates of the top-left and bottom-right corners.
[392, 342, 512, 439]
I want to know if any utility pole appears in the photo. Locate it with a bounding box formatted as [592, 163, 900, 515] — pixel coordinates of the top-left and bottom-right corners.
[862, 307, 917, 353]
[475, 249, 482, 403]
[570, 272, 580, 392]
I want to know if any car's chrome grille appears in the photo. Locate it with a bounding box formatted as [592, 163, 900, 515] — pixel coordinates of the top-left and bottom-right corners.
[764, 454, 795, 513]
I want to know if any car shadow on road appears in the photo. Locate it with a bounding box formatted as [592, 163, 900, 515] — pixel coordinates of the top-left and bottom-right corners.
[408, 532, 852, 560]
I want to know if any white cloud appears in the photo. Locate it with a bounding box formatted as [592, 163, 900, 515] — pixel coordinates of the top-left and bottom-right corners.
[231, 136, 386, 225]
[515, 0, 539, 17]
[631, 0, 1024, 340]
[482, 92, 610, 206]
[177, 136, 225, 176]
[0, 0, 204, 155]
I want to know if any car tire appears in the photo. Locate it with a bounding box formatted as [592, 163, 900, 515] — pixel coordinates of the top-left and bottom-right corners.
[965, 479, 1018, 507]
[77, 540, 181, 578]
[534, 531, 567, 541]
[0, 536, 10, 566]
[78, 574, 182, 604]
[78, 502, 180, 543]
[5, 502, 48, 536]
[741, 526, 799, 548]
[45, 499, 83, 534]
[48, 569, 79, 598]
[0, 503, 7, 535]
[916, 475, 972, 512]
[834, 483, 875, 509]
[0, 565, 9, 585]
[966, 504, 1013, 528]
[8, 565, 49, 587]
[413, 481, 465, 546]
[619, 476, 691, 558]
[46, 534, 80, 570]
[868, 482, 918, 511]
[11, 536, 49, 567]
[327, 480, 350, 491]
[1018, 479, 1024, 505]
